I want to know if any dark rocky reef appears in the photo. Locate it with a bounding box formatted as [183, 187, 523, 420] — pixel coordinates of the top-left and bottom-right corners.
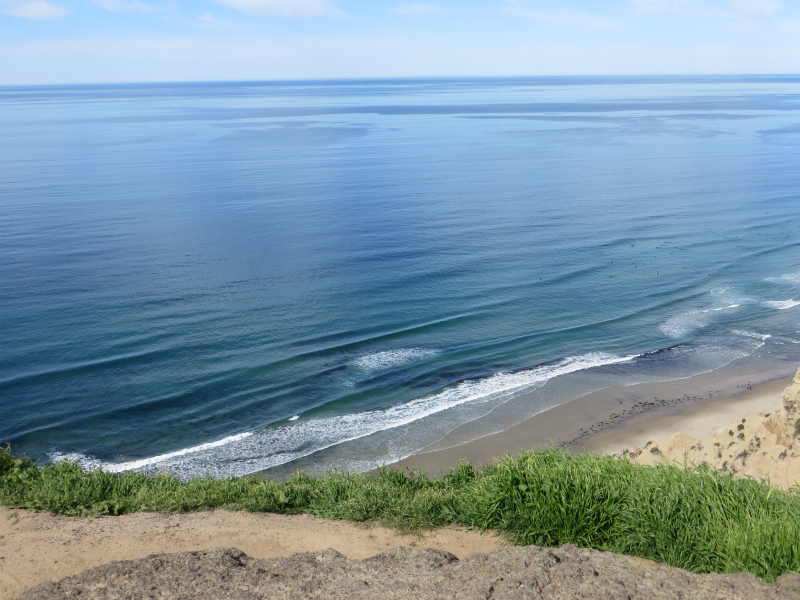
[19, 544, 800, 599]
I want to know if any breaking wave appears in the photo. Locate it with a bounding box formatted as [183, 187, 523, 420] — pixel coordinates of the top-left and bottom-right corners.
[49, 351, 635, 479]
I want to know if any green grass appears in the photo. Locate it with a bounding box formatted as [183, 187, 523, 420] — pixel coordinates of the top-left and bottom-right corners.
[2, 445, 799, 581]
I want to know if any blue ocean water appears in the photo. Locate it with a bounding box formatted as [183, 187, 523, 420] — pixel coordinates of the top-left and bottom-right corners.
[1, 76, 799, 478]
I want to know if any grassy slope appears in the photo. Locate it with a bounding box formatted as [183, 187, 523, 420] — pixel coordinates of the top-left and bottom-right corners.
[2, 446, 799, 582]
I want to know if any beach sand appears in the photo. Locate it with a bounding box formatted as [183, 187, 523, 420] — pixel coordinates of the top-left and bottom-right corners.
[585, 378, 791, 456]
[394, 365, 796, 476]
[617, 366, 800, 489]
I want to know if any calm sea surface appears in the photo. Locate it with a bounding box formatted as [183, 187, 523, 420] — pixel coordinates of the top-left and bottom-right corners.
[2, 76, 799, 478]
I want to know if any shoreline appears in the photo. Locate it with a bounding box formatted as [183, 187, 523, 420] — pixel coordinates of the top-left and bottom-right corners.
[3, 362, 799, 598]
[392, 361, 797, 475]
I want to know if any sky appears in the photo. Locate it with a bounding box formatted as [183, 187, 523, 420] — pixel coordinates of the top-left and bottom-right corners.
[1, 0, 799, 84]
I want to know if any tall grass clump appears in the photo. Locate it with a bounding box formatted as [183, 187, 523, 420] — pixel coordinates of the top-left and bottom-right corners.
[470, 450, 800, 581]
[2, 445, 799, 581]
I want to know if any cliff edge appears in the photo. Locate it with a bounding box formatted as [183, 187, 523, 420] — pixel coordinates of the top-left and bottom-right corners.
[18, 545, 800, 600]
[626, 367, 800, 488]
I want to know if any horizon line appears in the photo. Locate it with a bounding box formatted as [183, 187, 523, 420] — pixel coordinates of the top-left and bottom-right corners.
[2, 73, 800, 88]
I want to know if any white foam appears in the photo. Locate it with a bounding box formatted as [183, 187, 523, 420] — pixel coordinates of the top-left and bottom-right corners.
[660, 304, 741, 338]
[731, 330, 771, 342]
[709, 287, 753, 304]
[288, 415, 300, 421]
[49, 431, 254, 474]
[712, 304, 740, 311]
[767, 273, 800, 285]
[352, 348, 440, 372]
[765, 299, 800, 310]
[50, 352, 635, 479]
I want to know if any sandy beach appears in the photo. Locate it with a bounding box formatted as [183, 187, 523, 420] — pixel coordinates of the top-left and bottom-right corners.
[394, 364, 797, 475]
[585, 377, 793, 455]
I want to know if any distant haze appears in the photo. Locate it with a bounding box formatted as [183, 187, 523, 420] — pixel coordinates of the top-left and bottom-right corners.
[1, 0, 799, 85]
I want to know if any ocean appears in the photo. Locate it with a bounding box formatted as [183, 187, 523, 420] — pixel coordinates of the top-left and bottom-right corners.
[1, 75, 799, 479]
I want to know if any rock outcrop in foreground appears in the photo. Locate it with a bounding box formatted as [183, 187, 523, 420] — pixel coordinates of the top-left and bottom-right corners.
[19, 545, 800, 600]
[627, 368, 800, 489]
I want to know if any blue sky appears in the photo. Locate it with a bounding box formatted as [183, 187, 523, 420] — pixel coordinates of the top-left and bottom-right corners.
[1, 0, 798, 84]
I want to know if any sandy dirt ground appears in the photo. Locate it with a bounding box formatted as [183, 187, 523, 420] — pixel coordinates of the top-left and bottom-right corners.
[0, 507, 507, 600]
[586, 377, 791, 455]
[619, 368, 800, 490]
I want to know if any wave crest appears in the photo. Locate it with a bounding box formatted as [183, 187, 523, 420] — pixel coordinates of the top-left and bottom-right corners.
[352, 348, 440, 372]
[765, 300, 800, 310]
[660, 304, 741, 338]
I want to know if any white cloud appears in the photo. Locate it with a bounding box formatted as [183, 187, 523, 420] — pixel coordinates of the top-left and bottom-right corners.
[629, 0, 783, 37]
[629, 0, 721, 17]
[216, 0, 341, 17]
[1, 0, 68, 19]
[503, 1, 620, 29]
[390, 4, 444, 15]
[4, 34, 800, 84]
[94, 0, 174, 12]
[630, 0, 682, 12]
[776, 18, 800, 34]
[194, 12, 236, 27]
[630, 0, 780, 18]
[729, 0, 780, 16]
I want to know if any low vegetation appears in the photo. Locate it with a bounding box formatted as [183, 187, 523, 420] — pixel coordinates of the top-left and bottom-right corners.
[2, 445, 799, 582]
